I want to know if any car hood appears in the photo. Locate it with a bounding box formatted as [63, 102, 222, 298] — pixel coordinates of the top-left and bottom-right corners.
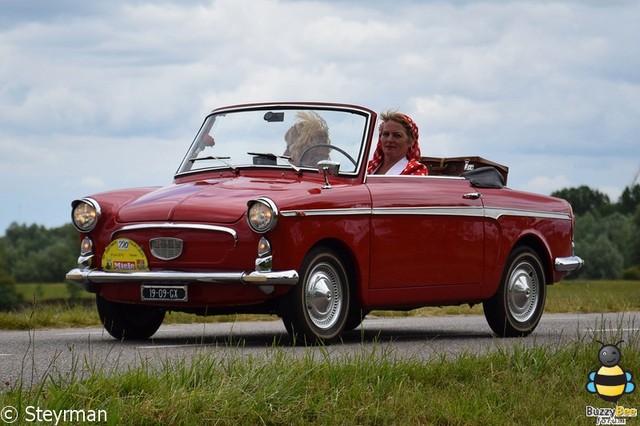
[115, 176, 321, 224]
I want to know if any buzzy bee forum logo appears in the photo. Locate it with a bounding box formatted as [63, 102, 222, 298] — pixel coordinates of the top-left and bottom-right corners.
[585, 341, 637, 425]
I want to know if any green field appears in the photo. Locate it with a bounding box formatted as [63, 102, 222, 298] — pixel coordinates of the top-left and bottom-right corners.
[1, 280, 639, 425]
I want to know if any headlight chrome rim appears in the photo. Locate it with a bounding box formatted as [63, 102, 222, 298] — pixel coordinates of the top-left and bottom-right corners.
[71, 198, 101, 232]
[247, 197, 278, 233]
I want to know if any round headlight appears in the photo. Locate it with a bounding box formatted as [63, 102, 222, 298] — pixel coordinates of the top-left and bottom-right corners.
[247, 198, 278, 233]
[71, 198, 101, 232]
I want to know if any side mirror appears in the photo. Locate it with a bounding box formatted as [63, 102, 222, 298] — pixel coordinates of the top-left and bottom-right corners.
[317, 160, 340, 189]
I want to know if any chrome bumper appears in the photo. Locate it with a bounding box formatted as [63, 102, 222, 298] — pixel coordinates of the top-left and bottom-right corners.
[554, 256, 584, 272]
[66, 268, 299, 286]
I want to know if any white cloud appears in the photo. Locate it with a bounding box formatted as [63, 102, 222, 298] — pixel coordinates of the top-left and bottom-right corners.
[77, 176, 107, 190]
[522, 175, 572, 195]
[1, 0, 639, 233]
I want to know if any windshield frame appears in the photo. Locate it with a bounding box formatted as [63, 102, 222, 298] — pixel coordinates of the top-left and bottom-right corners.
[174, 102, 376, 179]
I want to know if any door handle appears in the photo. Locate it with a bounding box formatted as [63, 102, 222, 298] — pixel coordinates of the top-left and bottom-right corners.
[463, 192, 482, 199]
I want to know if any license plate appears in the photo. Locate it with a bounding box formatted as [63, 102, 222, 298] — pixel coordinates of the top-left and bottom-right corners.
[141, 285, 188, 302]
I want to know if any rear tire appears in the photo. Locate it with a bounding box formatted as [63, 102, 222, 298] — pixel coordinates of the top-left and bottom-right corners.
[483, 247, 546, 337]
[281, 247, 350, 344]
[96, 295, 165, 340]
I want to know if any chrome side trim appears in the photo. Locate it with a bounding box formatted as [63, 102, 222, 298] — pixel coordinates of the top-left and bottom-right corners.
[485, 207, 572, 221]
[281, 206, 483, 217]
[554, 256, 584, 272]
[112, 223, 238, 246]
[66, 267, 298, 286]
[281, 208, 371, 217]
[372, 206, 484, 217]
[365, 174, 456, 181]
[281, 206, 572, 221]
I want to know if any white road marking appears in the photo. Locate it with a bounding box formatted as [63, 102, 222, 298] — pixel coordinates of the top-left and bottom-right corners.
[57, 331, 106, 336]
[136, 344, 205, 350]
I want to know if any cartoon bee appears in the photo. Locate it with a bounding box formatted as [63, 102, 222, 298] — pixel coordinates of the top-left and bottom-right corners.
[586, 340, 635, 403]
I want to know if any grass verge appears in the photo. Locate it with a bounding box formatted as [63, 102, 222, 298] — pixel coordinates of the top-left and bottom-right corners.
[1, 328, 638, 425]
[1, 283, 639, 424]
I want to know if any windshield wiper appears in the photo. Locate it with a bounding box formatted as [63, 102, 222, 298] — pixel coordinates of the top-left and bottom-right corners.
[248, 152, 300, 172]
[189, 155, 236, 171]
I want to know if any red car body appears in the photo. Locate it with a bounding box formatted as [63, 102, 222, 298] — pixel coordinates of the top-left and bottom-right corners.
[66, 102, 583, 342]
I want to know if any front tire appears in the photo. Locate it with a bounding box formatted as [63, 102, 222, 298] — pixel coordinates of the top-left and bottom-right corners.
[281, 247, 350, 344]
[483, 247, 546, 337]
[96, 295, 165, 340]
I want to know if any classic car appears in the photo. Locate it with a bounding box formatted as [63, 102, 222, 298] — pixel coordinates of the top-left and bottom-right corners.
[66, 102, 583, 343]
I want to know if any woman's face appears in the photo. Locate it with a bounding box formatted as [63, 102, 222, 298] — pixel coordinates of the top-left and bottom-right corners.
[379, 120, 412, 163]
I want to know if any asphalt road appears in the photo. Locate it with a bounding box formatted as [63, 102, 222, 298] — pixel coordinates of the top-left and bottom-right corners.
[1, 312, 638, 387]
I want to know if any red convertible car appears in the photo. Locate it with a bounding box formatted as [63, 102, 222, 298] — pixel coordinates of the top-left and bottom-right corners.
[66, 102, 583, 343]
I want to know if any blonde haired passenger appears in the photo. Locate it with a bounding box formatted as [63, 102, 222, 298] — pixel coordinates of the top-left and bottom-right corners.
[284, 111, 331, 166]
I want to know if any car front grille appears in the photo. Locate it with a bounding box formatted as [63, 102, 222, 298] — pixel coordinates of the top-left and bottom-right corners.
[149, 237, 184, 260]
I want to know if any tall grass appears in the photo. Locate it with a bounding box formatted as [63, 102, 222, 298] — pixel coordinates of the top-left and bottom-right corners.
[1, 283, 639, 424]
[1, 324, 638, 425]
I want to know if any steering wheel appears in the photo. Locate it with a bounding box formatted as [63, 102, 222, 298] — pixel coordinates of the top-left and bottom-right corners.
[298, 144, 357, 168]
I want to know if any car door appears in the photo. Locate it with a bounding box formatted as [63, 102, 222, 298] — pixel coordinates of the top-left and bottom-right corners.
[366, 175, 485, 290]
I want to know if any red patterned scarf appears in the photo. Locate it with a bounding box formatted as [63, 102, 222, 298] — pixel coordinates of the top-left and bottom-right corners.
[367, 114, 428, 175]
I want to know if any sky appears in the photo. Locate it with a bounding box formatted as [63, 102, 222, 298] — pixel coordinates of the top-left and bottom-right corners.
[1, 0, 639, 235]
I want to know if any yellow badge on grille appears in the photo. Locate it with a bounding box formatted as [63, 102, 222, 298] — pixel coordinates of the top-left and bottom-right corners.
[102, 238, 149, 272]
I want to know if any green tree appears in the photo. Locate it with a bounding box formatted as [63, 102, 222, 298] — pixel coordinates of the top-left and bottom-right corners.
[12, 241, 77, 282]
[2, 222, 78, 283]
[0, 239, 17, 310]
[552, 185, 612, 216]
[572, 211, 634, 279]
[0, 273, 22, 311]
[618, 184, 640, 215]
[632, 206, 640, 266]
[598, 212, 635, 268]
[574, 234, 624, 279]
[0, 238, 8, 276]
[554, 184, 640, 279]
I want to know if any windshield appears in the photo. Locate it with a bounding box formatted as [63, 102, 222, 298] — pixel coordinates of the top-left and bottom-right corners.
[176, 106, 370, 175]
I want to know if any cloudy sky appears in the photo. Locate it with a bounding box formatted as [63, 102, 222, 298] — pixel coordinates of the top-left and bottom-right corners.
[1, 0, 639, 234]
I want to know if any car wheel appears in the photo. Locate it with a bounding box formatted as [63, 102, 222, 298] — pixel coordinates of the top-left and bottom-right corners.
[483, 247, 546, 337]
[282, 247, 350, 344]
[96, 295, 165, 340]
[343, 308, 369, 332]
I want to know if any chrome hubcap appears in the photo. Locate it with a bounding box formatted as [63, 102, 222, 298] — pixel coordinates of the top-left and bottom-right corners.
[507, 262, 539, 322]
[305, 262, 343, 330]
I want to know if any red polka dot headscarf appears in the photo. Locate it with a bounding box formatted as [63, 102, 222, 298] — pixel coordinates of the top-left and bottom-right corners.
[367, 112, 428, 175]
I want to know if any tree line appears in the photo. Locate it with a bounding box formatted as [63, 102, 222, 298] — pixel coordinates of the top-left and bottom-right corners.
[0, 184, 638, 294]
[551, 184, 640, 280]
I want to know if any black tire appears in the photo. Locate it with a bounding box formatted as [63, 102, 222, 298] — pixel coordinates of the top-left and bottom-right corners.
[483, 247, 546, 337]
[343, 308, 369, 332]
[96, 295, 165, 340]
[281, 247, 350, 344]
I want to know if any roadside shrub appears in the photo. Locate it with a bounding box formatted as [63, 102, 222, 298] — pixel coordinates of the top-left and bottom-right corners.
[66, 281, 84, 301]
[622, 265, 640, 280]
[0, 273, 23, 311]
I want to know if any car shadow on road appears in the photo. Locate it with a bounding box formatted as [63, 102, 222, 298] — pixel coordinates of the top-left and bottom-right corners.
[112, 326, 496, 349]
